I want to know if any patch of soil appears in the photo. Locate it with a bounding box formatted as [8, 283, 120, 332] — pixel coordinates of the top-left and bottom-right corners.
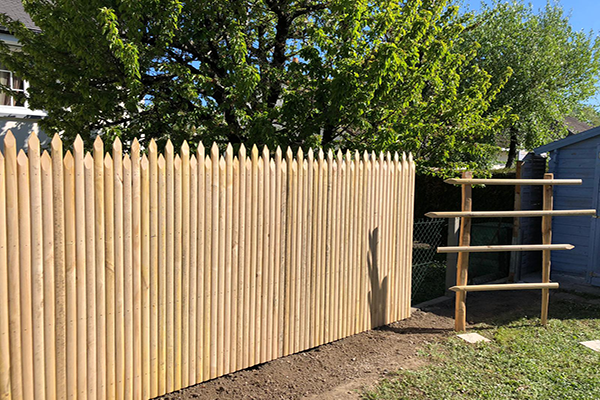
[159, 289, 589, 400]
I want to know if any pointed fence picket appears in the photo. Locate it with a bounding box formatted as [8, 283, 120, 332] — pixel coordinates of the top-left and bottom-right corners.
[0, 131, 415, 400]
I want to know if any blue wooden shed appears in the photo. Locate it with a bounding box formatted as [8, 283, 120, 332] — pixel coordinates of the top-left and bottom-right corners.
[535, 128, 600, 286]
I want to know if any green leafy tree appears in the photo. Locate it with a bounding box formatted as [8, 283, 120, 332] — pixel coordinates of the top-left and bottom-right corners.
[1, 0, 508, 173]
[570, 104, 600, 127]
[459, 0, 600, 168]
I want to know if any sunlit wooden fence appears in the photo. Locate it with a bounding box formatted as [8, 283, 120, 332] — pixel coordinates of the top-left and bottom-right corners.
[0, 131, 415, 400]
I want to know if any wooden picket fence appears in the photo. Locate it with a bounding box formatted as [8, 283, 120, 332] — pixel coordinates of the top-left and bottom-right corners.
[0, 131, 416, 400]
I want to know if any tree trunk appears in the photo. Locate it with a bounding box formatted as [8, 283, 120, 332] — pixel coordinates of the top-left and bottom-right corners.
[505, 130, 518, 169]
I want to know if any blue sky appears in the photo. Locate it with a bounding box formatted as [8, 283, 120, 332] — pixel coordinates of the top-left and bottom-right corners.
[462, 0, 600, 105]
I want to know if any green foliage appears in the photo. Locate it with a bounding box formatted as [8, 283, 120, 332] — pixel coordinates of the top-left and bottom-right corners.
[0, 0, 508, 174]
[570, 104, 600, 127]
[459, 0, 600, 167]
[364, 299, 600, 399]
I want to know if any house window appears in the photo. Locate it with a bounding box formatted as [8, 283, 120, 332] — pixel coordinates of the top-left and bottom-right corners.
[0, 64, 25, 107]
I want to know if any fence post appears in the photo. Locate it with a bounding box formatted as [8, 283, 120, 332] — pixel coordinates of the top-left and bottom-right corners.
[445, 217, 460, 297]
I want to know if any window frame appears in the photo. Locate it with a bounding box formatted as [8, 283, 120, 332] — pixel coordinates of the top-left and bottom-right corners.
[0, 65, 28, 108]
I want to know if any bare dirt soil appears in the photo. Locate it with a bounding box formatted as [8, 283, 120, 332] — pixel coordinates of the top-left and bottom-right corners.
[159, 289, 593, 400]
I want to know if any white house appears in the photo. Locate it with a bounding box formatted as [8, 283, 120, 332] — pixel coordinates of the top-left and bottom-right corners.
[0, 0, 48, 151]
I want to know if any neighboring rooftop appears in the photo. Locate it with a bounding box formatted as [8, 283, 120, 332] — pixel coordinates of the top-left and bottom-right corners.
[565, 116, 593, 135]
[0, 0, 40, 33]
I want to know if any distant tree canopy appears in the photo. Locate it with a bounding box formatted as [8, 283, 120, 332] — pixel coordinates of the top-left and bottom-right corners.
[458, 0, 600, 168]
[0, 0, 510, 174]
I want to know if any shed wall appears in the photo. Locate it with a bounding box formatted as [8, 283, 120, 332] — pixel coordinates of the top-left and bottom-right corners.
[549, 139, 597, 277]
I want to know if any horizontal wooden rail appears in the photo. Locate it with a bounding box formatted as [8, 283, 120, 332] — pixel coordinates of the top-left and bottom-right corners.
[449, 282, 559, 292]
[437, 244, 574, 253]
[444, 178, 582, 186]
[425, 209, 596, 218]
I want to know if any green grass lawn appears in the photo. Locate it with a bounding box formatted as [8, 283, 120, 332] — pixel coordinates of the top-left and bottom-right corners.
[363, 299, 600, 399]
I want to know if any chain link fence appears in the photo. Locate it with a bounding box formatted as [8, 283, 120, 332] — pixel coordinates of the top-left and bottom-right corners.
[412, 218, 447, 304]
[411, 218, 513, 304]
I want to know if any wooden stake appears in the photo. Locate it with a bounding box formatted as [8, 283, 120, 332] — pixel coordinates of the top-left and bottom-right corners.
[0, 150, 10, 400]
[93, 138, 105, 400]
[51, 134, 67, 400]
[541, 173, 554, 325]
[103, 154, 115, 400]
[455, 171, 472, 332]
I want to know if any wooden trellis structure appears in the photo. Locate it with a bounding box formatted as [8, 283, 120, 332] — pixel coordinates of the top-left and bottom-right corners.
[426, 172, 597, 331]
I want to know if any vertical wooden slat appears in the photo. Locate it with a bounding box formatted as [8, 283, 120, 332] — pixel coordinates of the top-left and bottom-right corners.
[397, 155, 406, 321]
[93, 138, 106, 400]
[188, 154, 197, 384]
[258, 146, 268, 363]
[354, 152, 363, 334]
[17, 149, 34, 400]
[364, 151, 373, 330]
[340, 152, 349, 338]
[103, 154, 115, 400]
[316, 150, 326, 346]
[392, 153, 400, 322]
[112, 138, 124, 400]
[301, 156, 310, 350]
[242, 156, 252, 369]
[255, 148, 264, 363]
[50, 134, 66, 400]
[38, 155, 54, 400]
[173, 154, 182, 390]
[230, 154, 239, 371]
[148, 141, 158, 398]
[5, 132, 22, 400]
[308, 150, 318, 348]
[277, 156, 287, 357]
[407, 154, 416, 317]
[248, 146, 258, 363]
[332, 151, 342, 339]
[195, 144, 206, 383]
[283, 147, 293, 356]
[27, 134, 45, 400]
[265, 160, 279, 361]
[63, 150, 77, 400]
[140, 154, 150, 400]
[180, 143, 190, 388]
[258, 147, 269, 363]
[224, 145, 233, 373]
[0, 150, 10, 400]
[324, 150, 333, 343]
[294, 150, 304, 352]
[210, 144, 219, 379]
[217, 154, 226, 376]
[349, 153, 358, 334]
[164, 141, 174, 391]
[122, 155, 133, 400]
[202, 154, 212, 379]
[290, 154, 299, 354]
[235, 145, 246, 371]
[73, 137, 88, 400]
[83, 152, 96, 400]
[541, 173, 554, 325]
[157, 155, 167, 394]
[131, 141, 142, 400]
[272, 148, 283, 358]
